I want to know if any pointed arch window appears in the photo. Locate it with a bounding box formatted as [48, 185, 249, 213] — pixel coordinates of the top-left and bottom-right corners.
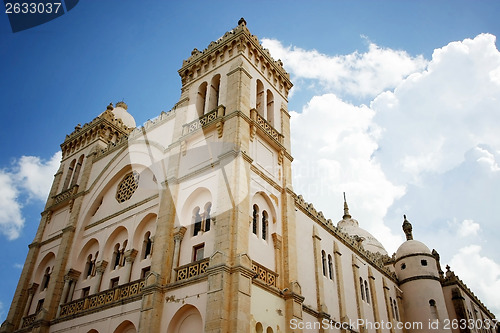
[192, 203, 212, 236]
[328, 254, 333, 280]
[41, 267, 51, 290]
[365, 280, 370, 303]
[196, 82, 208, 117]
[261, 210, 268, 241]
[360, 277, 365, 301]
[321, 250, 327, 276]
[208, 74, 221, 112]
[256, 80, 265, 117]
[62, 159, 76, 191]
[143, 231, 153, 259]
[193, 207, 202, 236]
[266, 89, 274, 126]
[252, 205, 259, 236]
[70, 154, 84, 187]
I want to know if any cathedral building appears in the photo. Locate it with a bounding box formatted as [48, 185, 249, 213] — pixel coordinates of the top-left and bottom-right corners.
[1, 18, 498, 333]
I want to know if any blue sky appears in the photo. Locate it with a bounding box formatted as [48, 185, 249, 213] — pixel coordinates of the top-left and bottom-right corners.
[1, 0, 500, 320]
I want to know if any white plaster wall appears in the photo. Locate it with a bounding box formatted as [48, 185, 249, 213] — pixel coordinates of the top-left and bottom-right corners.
[250, 285, 286, 333]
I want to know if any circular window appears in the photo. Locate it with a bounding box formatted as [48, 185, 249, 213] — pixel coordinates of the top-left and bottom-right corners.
[116, 171, 139, 203]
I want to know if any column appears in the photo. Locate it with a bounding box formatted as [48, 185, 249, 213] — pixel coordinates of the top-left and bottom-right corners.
[312, 225, 328, 328]
[170, 227, 186, 282]
[352, 254, 366, 333]
[382, 279, 395, 333]
[23, 283, 39, 316]
[368, 267, 382, 333]
[123, 249, 138, 284]
[91, 260, 108, 294]
[334, 242, 348, 332]
[271, 233, 283, 289]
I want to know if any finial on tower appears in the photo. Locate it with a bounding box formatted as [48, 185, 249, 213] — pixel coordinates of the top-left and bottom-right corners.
[238, 17, 247, 26]
[402, 214, 413, 241]
[343, 192, 351, 219]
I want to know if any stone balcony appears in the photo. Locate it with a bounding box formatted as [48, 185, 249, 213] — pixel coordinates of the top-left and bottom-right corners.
[251, 260, 278, 287]
[58, 278, 145, 319]
[175, 258, 210, 282]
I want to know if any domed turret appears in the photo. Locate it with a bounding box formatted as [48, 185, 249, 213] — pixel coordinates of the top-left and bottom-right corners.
[394, 216, 451, 332]
[336, 193, 387, 255]
[101, 102, 136, 129]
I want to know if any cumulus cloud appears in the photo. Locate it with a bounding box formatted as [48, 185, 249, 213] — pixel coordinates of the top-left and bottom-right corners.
[450, 245, 500, 311]
[262, 37, 427, 99]
[0, 151, 61, 240]
[266, 32, 500, 314]
[290, 93, 405, 253]
[372, 33, 500, 183]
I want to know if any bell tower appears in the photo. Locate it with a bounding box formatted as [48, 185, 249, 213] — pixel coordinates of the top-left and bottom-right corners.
[142, 18, 301, 332]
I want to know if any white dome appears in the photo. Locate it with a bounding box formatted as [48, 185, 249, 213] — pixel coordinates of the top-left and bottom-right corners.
[395, 240, 431, 259]
[112, 103, 136, 128]
[337, 217, 388, 256]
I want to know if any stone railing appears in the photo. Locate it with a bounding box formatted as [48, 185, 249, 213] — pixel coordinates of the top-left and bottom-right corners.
[53, 185, 78, 204]
[183, 106, 224, 135]
[21, 313, 36, 328]
[254, 113, 282, 144]
[252, 261, 278, 287]
[58, 279, 145, 318]
[176, 258, 210, 281]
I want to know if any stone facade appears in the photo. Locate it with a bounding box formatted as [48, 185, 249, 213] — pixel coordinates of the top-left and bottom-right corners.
[1, 18, 498, 333]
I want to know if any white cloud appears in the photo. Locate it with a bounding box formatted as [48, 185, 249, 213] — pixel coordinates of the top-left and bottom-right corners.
[449, 245, 500, 312]
[457, 219, 480, 238]
[262, 37, 427, 99]
[266, 32, 500, 315]
[0, 152, 60, 240]
[290, 93, 405, 254]
[372, 34, 500, 183]
[0, 172, 23, 240]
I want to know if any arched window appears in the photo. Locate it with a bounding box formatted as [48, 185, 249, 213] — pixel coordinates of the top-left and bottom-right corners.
[328, 254, 333, 280]
[62, 159, 76, 191]
[430, 299, 439, 321]
[365, 280, 370, 303]
[196, 82, 208, 117]
[360, 277, 365, 301]
[390, 297, 395, 318]
[252, 205, 259, 236]
[113, 244, 121, 269]
[394, 299, 400, 321]
[143, 232, 152, 259]
[193, 207, 202, 236]
[85, 254, 94, 278]
[256, 322, 263, 333]
[41, 267, 51, 290]
[266, 89, 274, 126]
[256, 80, 264, 117]
[208, 74, 220, 112]
[204, 202, 212, 232]
[321, 250, 327, 276]
[70, 154, 84, 187]
[261, 210, 268, 241]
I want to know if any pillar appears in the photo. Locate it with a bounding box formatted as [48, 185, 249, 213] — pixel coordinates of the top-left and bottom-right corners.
[334, 242, 348, 332]
[352, 255, 366, 333]
[23, 283, 39, 317]
[91, 261, 108, 294]
[123, 249, 138, 284]
[272, 233, 283, 289]
[368, 267, 382, 333]
[170, 227, 186, 282]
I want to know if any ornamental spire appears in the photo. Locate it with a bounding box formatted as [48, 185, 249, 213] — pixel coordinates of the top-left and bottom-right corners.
[402, 214, 413, 241]
[343, 192, 351, 219]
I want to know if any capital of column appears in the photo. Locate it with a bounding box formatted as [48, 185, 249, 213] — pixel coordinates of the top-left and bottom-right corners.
[173, 226, 187, 242]
[65, 268, 81, 282]
[28, 283, 39, 295]
[124, 249, 138, 263]
[272, 233, 282, 249]
[95, 260, 108, 274]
